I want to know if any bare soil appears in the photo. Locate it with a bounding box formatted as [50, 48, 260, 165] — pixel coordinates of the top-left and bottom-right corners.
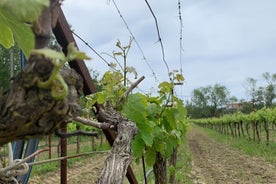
[29, 153, 108, 184]
[187, 127, 276, 184]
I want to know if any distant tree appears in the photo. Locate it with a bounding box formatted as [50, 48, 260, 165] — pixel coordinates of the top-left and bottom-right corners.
[189, 87, 210, 118]
[245, 77, 260, 108]
[240, 101, 254, 114]
[185, 100, 208, 119]
[209, 84, 230, 116]
[262, 72, 276, 107]
[255, 86, 265, 108]
[191, 88, 207, 108]
[229, 96, 238, 103]
[189, 84, 230, 118]
[245, 73, 276, 109]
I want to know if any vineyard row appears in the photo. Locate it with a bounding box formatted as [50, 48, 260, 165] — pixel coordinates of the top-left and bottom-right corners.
[191, 107, 276, 145]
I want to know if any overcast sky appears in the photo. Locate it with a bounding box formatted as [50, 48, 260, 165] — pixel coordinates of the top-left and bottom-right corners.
[62, 0, 276, 101]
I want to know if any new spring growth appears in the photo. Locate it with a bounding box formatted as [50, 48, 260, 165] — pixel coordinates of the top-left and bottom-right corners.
[32, 43, 91, 100]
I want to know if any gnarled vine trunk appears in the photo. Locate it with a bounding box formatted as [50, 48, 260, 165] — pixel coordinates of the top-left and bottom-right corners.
[0, 63, 82, 146]
[153, 152, 167, 184]
[264, 121, 270, 145]
[0, 0, 82, 146]
[96, 108, 137, 184]
[169, 147, 177, 184]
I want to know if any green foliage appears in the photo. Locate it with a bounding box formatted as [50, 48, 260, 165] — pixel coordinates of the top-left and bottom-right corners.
[131, 134, 145, 158]
[158, 81, 173, 94]
[192, 107, 276, 147]
[85, 44, 187, 173]
[86, 70, 126, 108]
[192, 107, 276, 126]
[168, 165, 175, 176]
[145, 147, 156, 166]
[123, 78, 188, 166]
[169, 69, 184, 83]
[85, 68, 188, 168]
[0, 0, 49, 57]
[124, 93, 154, 147]
[0, 0, 49, 22]
[103, 38, 136, 86]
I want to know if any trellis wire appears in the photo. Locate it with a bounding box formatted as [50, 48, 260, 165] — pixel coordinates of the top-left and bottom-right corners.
[71, 31, 111, 67]
[111, 0, 158, 81]
[144, 0, 171, 80]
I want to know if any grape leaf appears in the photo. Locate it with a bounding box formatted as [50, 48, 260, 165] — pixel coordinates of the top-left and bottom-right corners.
[175, 73, 184, 82]
[162, 109, 177, 131]
[124, 94, 155, 146]
[0, 8, 34, 58]
[139, 124, 154, 146]
[32, 48, 66, 60]
[67, 42, 91, 60]
[0, 10, 14, 48]
[153, 140, 166, 153]
[124, 93, 147, 123]
[164, 137, 177, 157]
[0, 0, 49, 22]
[145, 147, 156, 167]
[158, 81, 172, 93]
[131, 134, 145, 158]
[96, 92, 107, 104]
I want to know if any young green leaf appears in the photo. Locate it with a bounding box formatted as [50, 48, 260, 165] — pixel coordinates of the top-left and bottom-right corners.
[131, 134, 145, 158]
[0, 11, 14, 48]
[145, 147, 156, 167]
[67, 42, 91, 61]
[175, 73, 184, 82]
[0, 8, 34, 57]
[158, 81, 173, 93]
[0, 0, 49, 22]
[32, 48, 66, 61]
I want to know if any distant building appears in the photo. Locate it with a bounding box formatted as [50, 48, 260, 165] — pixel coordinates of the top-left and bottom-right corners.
[225, 102, 244, 110]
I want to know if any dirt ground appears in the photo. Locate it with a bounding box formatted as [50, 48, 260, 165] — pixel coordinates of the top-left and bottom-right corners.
[187, 127, 276, 184]
[29, 127, 276, 184]
[29, 153, 108, 184]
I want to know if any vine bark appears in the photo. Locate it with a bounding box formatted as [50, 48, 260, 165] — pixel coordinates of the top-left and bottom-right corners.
[96, 107, 137, 184]
[0, 0, 82, 145]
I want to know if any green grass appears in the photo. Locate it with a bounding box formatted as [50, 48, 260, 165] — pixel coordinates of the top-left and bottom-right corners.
[197, 125, 276, 163]
[175, 137, 193, 184]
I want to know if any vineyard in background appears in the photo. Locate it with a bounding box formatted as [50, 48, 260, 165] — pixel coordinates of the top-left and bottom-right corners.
[192, 107, 276, 146]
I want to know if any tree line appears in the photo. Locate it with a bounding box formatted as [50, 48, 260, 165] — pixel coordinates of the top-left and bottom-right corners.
[0, 44, 21, 95]
[186, 72, 276, 119]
